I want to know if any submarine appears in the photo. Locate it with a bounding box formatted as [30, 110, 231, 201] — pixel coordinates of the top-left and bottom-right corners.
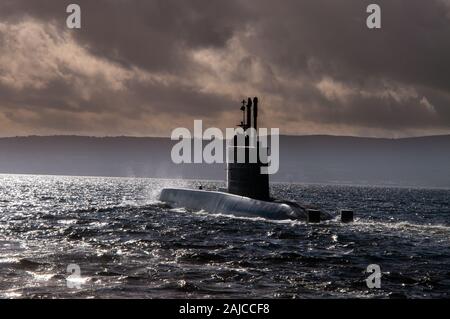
[160, 97, 354, 223]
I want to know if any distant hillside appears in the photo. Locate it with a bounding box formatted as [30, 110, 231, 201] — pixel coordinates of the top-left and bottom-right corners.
[0, 135, 449, 188]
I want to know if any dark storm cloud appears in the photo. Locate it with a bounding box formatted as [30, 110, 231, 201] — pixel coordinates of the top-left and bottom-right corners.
[238, 0, 450, 130]
[0, 0, 248, 71]
[0, 1, 242, 135]
[247, 0, 450, 87]
[0, 0, 449, 136]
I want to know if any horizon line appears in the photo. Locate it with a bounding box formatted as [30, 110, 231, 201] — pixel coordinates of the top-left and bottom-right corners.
[1, 133, 450, 140]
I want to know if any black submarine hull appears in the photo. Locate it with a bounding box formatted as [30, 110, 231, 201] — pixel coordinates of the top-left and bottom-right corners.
[159, 97, 349, 222]
[159, 188, 331, 221]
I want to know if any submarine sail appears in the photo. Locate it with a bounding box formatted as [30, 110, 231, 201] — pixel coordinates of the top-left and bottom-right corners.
[227, 97, 270, 201]
[159, 97, 352, 222]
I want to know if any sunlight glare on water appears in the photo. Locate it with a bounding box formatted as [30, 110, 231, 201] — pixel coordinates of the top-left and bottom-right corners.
[0, 174, 449, 298]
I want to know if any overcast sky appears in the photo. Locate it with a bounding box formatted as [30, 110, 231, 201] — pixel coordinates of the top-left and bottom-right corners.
[0, 0, 449, 137]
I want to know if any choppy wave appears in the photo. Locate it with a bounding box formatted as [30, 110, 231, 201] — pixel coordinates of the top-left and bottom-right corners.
[0, 175, 449, 298]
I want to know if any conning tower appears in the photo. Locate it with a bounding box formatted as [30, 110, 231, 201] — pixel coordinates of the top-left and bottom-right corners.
[227, 97, 270, 201]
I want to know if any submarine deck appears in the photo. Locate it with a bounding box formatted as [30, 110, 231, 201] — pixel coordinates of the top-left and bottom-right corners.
[159, 188, 332, 221]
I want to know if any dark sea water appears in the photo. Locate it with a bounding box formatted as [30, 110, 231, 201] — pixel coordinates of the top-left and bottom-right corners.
[0, 174, 449, 299]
